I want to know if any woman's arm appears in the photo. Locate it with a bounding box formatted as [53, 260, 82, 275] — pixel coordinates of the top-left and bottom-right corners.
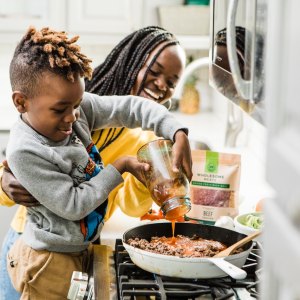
[6, 145, 149, 221]
[0, 160, 39, 207]
[0, 163, 15, 207]
[83, 93, 192, 178]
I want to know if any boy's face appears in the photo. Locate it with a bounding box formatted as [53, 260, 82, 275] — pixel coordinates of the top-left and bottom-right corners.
[131, 43, 185, 104]
[20, 72, 85, 142]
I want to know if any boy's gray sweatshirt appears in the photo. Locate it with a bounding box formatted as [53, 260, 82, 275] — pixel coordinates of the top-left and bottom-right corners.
[6, 92, 188, 252]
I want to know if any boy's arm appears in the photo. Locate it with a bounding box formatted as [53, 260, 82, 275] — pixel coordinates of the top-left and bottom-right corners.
[7, 148, 124, 221]
[81, 93, 192, 179]
[81, 93, 188, 141]
[0, 163, 15, 207]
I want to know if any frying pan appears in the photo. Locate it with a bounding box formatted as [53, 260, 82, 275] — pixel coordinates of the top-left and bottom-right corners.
[122, 222, 254, 279]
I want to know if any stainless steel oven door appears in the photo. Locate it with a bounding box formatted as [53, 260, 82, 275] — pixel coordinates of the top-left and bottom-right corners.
[209, 0, 267, 125]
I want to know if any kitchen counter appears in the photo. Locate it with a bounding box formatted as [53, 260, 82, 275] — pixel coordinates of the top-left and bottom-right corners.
[101, 208, 149, 248]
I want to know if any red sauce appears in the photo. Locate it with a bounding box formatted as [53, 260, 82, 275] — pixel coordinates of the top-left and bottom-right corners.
[139, 235, 227, 257]
[171, 220, 176, 244]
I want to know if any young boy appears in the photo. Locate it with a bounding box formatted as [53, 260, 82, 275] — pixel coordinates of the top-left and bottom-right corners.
[5, 26, 192, 299]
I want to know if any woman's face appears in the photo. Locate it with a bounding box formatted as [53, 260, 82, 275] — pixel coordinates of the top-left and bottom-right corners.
[131, 43, 186, 104]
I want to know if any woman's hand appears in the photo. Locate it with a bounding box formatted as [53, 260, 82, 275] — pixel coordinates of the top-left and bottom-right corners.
[172, 130, 193, 181]
[2, 160, 39, 207]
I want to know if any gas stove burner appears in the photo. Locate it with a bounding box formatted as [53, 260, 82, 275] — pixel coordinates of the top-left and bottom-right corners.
[114, 239, 262, 300]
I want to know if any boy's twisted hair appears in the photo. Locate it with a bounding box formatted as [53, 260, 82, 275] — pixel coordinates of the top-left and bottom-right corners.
[10, 26, 93, 97]
[85, 26, 179, 96]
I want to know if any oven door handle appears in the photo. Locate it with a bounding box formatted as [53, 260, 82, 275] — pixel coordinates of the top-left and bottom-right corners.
[226, 0, 251, 100]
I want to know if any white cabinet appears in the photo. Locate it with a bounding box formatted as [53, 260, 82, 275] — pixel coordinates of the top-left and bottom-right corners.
[0, 0, 65, 37]
[66, 0, 141, 45]
[0, 0, 210, 48]
[0, 0, 170, 42]
[0, 0, 137, 43]
[67, 0, 133, 34]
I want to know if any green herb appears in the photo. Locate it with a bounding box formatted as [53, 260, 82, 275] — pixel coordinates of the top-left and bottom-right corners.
[242, 214, 263, 229]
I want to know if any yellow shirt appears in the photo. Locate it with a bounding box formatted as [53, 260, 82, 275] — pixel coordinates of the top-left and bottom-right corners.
[0, 127, 157, 232]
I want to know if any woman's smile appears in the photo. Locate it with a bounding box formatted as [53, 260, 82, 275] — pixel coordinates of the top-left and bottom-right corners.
[143, 87, 164, 101]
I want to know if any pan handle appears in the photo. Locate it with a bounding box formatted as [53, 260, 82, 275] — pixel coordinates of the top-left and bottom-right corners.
[208, 258, 247, 280]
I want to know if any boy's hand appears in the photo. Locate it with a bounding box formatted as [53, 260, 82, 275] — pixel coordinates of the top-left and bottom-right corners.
[172, 130, 193, 181]
[2, 160, 39, 207]
[112, 156, 150, 186]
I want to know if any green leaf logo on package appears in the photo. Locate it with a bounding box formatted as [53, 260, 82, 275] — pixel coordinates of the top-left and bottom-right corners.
[205, 151, 219, 173]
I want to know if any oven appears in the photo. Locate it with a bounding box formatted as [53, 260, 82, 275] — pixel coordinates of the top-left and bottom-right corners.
[83, 238, 262, 300]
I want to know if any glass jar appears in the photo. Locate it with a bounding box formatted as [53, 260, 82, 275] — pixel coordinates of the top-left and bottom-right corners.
[137, 139, 191, 220]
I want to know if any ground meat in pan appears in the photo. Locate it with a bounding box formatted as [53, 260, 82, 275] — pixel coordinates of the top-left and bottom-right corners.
[127, 235, 242, 258]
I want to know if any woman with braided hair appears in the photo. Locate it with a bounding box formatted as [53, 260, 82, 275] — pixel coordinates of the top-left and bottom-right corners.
[0, 26, 191, 299]
[85, 26, 187, 220]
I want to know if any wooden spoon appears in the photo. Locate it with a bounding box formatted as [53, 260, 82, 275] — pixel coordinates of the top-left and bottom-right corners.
[214, 231, 261, 258]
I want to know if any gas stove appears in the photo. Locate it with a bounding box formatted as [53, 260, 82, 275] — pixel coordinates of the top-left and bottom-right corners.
[86, 238, 262, 300]
[114, 239, 262, 300]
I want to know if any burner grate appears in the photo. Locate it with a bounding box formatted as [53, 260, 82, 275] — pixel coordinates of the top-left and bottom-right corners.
[115, 240, 261, 300]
